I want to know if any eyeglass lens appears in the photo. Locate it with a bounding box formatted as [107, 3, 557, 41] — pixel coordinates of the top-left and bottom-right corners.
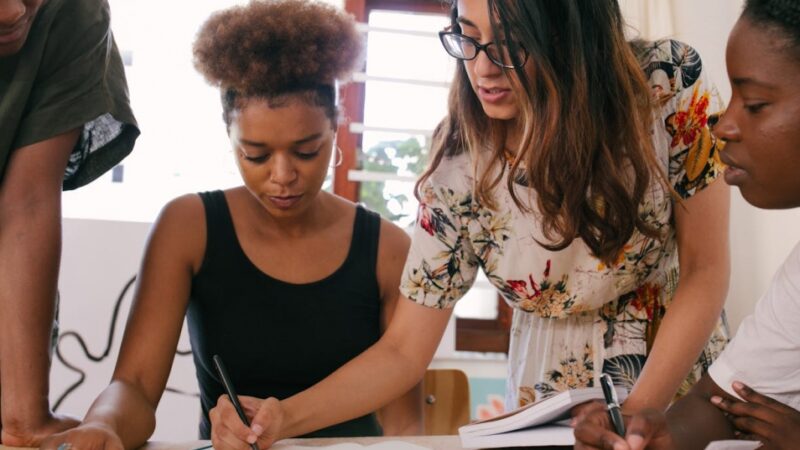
[441, 33, 525, 68]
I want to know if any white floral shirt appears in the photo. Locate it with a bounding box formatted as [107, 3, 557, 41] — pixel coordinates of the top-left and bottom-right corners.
[401, 40, 730, 409]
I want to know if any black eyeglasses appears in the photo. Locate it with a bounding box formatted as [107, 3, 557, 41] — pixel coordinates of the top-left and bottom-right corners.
[438, 31, 529, 69]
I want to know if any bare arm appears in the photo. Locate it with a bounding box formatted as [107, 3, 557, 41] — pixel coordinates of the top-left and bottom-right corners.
[280, 298, 451, 439]
[623, 179, 731, 411]
[0, 130, 80, 447]
[374, 220, 423, 436]
[209, 297, 453, 449]
[40, 195, 206, 450]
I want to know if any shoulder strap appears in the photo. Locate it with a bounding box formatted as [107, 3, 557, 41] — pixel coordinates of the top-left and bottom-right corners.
[354, 204, 381, 278]
[197, 190, 237, 267]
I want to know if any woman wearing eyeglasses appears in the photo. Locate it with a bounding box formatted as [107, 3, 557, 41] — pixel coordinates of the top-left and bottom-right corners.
[411, 0, 731, 414]
[186, 1, 731, 448]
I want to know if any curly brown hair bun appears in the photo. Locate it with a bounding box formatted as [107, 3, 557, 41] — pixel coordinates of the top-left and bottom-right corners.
[193, 0, 363, 96]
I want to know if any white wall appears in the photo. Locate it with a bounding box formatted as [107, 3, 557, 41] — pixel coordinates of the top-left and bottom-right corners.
[53, 219, 200, 441]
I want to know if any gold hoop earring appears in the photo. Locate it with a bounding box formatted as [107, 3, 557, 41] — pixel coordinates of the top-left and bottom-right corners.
[331, 146, 343, 168]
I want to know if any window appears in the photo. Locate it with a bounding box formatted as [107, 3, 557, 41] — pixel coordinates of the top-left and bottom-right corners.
[340, 0, 510, 354]
[62, 0, 343, 222]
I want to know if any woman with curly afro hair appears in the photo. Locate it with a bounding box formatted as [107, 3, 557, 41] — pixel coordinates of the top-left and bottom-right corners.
[39, 1, 422, 449]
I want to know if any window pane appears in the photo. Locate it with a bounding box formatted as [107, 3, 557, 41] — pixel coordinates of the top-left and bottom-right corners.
[454, 272, 499, 319]
[357, 10, 499, 321]
[365, 11, 455, 83]
[63, 0, 340, 222]
[358, 135, 426, 229]
[357, 9, 451, 228]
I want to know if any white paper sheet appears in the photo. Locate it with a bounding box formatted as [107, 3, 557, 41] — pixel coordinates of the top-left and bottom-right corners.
[271, 441, 431, 450]
[704, 440, 762, 450]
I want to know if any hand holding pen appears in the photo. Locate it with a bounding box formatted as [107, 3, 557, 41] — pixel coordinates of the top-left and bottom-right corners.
[209, 355, 286, 450]
[213, 354, 261, 450]
[209, 393, 285, 450]
[573, 375, 677, 449]
[600, 373, 626, 437]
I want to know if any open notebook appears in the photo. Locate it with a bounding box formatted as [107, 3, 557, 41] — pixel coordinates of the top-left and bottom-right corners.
[459, 386, 628, 448]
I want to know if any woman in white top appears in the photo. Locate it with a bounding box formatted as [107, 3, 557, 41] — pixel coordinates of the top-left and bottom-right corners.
[574, 0, 800, 448]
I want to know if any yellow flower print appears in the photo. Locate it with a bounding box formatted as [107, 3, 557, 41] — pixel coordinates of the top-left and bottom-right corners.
[518, 299, 537, 313]
[597, 244, 634, 271]
[665, 85, 724, 183]
[519, 386, 537, 407]
[545, 344, 595, 391]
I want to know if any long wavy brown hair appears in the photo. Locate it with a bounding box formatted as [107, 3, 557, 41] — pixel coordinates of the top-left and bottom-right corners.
[417, 0, 668, 265]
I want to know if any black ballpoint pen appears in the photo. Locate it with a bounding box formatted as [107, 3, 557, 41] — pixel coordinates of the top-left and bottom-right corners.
[213, 354, 260, 450]
[600, 373, 626, 437]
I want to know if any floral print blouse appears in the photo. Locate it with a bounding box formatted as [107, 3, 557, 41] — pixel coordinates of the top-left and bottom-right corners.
[400, 40, 730, 410]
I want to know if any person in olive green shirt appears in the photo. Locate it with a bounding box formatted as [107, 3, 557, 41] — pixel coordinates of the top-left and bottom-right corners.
[0, 0, 138, 446]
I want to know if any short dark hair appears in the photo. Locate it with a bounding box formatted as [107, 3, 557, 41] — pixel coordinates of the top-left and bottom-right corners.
[743, 0, 800, 58]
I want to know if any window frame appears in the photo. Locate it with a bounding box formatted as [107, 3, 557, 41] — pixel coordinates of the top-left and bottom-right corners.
[339, 0, 511, 354]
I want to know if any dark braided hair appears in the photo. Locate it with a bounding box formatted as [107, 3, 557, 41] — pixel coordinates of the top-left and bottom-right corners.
[743, 0, 800, 58]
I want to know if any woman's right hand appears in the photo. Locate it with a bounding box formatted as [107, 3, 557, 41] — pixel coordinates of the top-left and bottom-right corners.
[210, 395, 284, 450]
[39, 422, 124, 450]
[573, 402, 676, 450]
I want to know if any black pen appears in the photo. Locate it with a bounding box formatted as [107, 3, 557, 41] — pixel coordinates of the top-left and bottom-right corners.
[600, 373, 626, 437]
[213, 354, 260, 450]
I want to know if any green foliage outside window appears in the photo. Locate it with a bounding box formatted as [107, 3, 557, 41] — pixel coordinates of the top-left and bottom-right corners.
[359, 137, 428, 223]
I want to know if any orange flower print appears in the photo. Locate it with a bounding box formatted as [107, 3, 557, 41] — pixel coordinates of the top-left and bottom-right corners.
[518, 387, 537, 407]
[665, 86, 711, 148]
[630, 283, 660, 321]
[597, 244, 633, 271]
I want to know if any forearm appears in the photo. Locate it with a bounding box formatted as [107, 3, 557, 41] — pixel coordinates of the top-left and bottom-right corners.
[81, 380, 158, 450]
[666, 389, 736, 449]
[625, 272, 727, 411]
[0, 187, 63, 427]
[281, 337, 428, 439]
[377, 382, 423, 436]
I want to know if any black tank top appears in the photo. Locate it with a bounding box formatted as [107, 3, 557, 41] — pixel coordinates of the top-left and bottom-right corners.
[187, 190, 383, 439]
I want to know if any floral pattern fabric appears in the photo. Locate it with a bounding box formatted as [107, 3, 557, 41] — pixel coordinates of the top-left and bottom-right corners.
[400, 40, 729, 410]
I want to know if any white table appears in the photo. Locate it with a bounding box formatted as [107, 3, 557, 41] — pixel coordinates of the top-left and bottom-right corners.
[1, 435, 572, 449]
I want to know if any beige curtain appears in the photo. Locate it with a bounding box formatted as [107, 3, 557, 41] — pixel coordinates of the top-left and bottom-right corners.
[618, 0, 676, 41]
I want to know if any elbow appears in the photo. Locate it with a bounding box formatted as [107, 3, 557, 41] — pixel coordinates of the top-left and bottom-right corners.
[379, 335, 429, 388]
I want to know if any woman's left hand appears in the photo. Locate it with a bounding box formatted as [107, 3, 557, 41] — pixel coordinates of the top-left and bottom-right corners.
[209, 395, 283, 450]
[711, 381, 800, 450]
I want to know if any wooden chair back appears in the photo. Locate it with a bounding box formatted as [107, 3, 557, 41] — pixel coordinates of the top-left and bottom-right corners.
[422, 369, 471, 435]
